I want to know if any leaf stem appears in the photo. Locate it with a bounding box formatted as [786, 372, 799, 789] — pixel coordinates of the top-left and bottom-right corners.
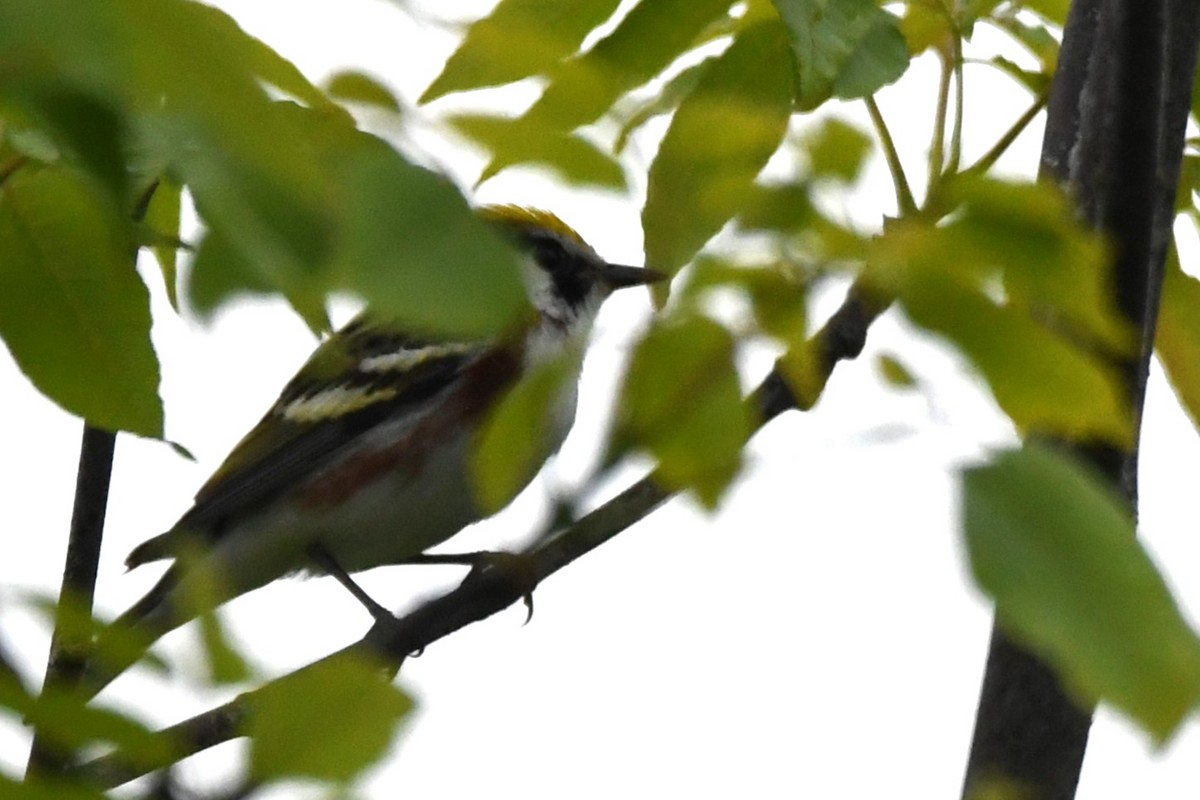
[964, 92, 1050, 175]
[866, 96, 917, 215]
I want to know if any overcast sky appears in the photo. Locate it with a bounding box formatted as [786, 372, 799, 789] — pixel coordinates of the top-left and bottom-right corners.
[3, 1, 1200, 797]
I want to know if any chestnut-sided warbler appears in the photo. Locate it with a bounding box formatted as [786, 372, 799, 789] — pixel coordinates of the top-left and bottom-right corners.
[100, 205, 660, 678]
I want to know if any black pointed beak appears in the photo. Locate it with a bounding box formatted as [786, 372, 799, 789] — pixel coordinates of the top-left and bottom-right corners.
[599, 263, 667, 289]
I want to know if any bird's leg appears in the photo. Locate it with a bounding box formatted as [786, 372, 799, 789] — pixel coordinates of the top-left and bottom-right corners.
[307, 544, 395, 625]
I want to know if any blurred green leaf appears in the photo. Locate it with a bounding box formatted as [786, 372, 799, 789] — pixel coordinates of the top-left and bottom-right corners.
[449, 113, 626, 189]
[197, 610, 253, 685]
[643, 20, 794, 292]
[472, 353, 578, 513]
[326, 70, 403, 113]
[773, 0, 910, 110]
[964, 443, 1200, 741]
[991, 13, 1058, 74]
[614, 57, 714, 155]
[248, 653, 414, 783]
[0, 670, 174, 769]
[869, 178, 1134, 446]
[738, 181, 817, 234]
[877, 353, 916, 388]
[1020, 0, 1070, 25]
[682, 256, 808, 342]
[1176, 155, 1200, 213]
[328, 120, 530, 336]
[0, 774, 106, 800]
[804, 117, 872, 182]
[0, 166, 162, 437]
[1155, 243, 1200, 433]
[421, 0, 622, 103]
[620, 313, 751, 507]
[945, 177, 1130, 353]
[900, 0, 952, 55]
[988, 55, 1051, 96]
[482, 0, 737, 179]
[143, 175, 183, 309]
[189, 105, 530, 338]
[886, 249, 1131, 445]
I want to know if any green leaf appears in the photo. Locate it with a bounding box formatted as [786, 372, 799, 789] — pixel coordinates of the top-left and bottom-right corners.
[963, 444, 1200, 741]
[472, 353, 578, 513]
[1155, 243, 1200, 432]
[1020, 0, 1070, 25]
[642, 20, 794, 289]
[197, 610, 253, 685]
[481, 0, 738, 179]
[681, 256, 808, 342]
[737, 181, 818, 234]
[189, 227, 331, 334]
[945, 177, 1130, 354]
[900, 0, 952, 55]
[620, 313, 751, 507]
[1176, 154, 1200, 214]
[773, 0, 910, 110]
[449, 113, 627, 190]
[0, 774, 105, 800]
[248, 653, 414, 783]
[0, 667, 173, 769]
[894, 257, 1130, 445]
[803, 117, 872, 182]
[188, 105, 529, 338]
[0, 166, 162, 437]
[613, 57, 714, 155]
[988, 55, 1052, 97]
[420, 0, 623, 103]
[991, 13, 1059, 74]
[326, 70, 403, 113]
[867, 178, 1135, 447]
[877, 353, 916, 388]
[329, 125, 530, 336]
[143, 175, 183, 309]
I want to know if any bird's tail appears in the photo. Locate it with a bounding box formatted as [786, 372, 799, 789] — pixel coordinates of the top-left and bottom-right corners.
[80, 567, 185, 700]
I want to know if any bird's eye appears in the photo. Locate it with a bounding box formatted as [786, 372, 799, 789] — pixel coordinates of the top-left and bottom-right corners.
[532, 237, 569, 274]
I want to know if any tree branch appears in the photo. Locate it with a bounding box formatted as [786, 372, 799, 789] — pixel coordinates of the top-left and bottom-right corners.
[960, 0, 1199, 798]
[26, 425, 116, 777]
[72, 279, 888, 790]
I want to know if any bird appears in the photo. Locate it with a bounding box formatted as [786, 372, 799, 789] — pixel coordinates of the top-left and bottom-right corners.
[90, 205, 661, 689]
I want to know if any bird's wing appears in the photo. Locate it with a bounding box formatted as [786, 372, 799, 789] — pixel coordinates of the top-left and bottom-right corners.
[137, 316, 487, 562]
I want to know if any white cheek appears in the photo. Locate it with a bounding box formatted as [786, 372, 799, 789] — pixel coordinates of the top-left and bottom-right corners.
[521, 255, 555, 312]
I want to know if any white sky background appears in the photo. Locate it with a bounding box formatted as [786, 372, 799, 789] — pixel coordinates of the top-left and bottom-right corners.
[3, 0, 1200, 797]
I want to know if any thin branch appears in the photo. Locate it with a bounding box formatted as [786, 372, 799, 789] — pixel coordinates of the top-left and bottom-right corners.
[26, 426, 117, 777]
[963, 92, 1050, 176]
[960, 0, 1195, 798]
[865, 97, 917, 215]
[73, 280, 890, 790]
[947, 30, 965, 174]
[928, 51, 953, 193]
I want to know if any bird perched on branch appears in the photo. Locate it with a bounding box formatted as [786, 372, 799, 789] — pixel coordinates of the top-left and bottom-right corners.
[91, 205, 661, 689]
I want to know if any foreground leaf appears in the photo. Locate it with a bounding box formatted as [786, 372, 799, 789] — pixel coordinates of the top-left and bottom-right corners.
[1155, 243, 1200, 432]
[472, 353, 578, 513]
[642, 19, 794, 290]
[420, 0, 622, 103]
[773, 0, 910, 109]
[620, 313, 751, 507]
[0, 166, 162, 436]
[963, 444, 1200, 741]
[248, 654, 414, 783]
